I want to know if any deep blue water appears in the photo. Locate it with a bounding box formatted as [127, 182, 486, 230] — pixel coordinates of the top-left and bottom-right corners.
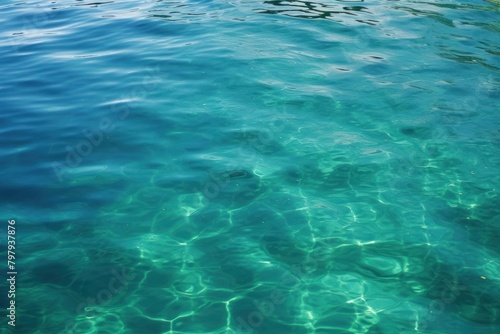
[0, 0, 499, 333]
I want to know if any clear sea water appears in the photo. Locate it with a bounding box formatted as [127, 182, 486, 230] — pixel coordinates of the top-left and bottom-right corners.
[1, 0, 499, 333]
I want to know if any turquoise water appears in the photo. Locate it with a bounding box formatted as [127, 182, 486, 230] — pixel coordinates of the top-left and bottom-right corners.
[1, 0, 499, 333]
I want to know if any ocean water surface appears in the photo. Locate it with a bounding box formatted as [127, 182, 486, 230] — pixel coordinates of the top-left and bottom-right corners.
[0, 0, 499, 333]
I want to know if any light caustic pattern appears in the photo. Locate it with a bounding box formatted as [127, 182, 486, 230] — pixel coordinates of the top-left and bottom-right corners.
[0, 0, 499, 333]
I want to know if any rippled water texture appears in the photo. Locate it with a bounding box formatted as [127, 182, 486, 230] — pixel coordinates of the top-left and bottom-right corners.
[1, 0, 499, 333]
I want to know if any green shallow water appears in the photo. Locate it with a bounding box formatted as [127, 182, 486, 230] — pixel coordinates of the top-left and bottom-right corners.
[0, 0, 499, 333]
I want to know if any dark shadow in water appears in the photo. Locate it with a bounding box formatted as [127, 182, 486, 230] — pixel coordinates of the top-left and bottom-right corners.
[206, 169, 267, 209]
[16, 242, 145, 333]
[260, 235, 500, 325]
[437, 197, 500, 255]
